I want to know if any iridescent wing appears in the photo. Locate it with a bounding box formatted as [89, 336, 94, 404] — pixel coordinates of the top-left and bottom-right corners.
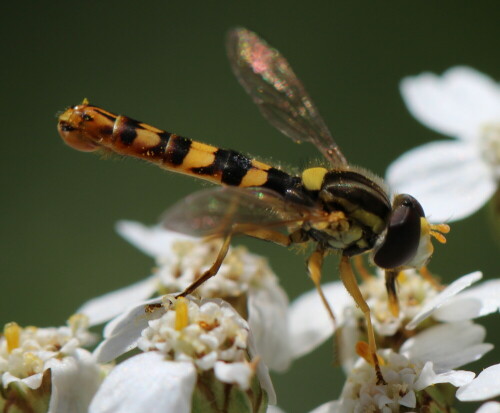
[227, 27, 348, 167]
[161, 186, 324, 237]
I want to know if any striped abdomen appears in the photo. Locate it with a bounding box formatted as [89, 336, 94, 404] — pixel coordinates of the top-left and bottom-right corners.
[58, 101, 295, 192]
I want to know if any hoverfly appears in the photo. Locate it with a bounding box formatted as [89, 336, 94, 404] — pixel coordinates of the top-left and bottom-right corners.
[57, 27, 449, 381]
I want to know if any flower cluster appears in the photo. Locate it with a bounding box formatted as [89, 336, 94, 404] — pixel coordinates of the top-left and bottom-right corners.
[6, 66, 500, 412]
[0, 315, 104, 413]
[78, 221, 292, 373]
[89, 296, 275, 413]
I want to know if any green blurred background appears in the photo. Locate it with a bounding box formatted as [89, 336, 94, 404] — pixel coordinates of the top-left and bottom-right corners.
[1, 1, 499, 411]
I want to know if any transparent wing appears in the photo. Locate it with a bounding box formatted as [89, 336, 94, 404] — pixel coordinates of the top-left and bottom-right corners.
[161, 186, 322, 237]
[227, 27, 347, 167]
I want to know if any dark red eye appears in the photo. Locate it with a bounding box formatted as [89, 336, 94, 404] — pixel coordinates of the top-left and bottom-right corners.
[373, 194, 424, 269]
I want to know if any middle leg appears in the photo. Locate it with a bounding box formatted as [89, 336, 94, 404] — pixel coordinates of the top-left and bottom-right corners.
[340, 255, 386, 384]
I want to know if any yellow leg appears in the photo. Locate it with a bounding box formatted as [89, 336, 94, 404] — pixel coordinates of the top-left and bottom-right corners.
[177, 234, 232, 297]
[385, 270, 400, 317]
[353, 254, 373, 282]
[419, 266, 444, 290]
[339, 255, 385, 384]
[307, 248, 340, 363]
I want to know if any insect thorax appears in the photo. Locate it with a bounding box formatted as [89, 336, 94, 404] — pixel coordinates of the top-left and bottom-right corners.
[302, 168, 392, 256]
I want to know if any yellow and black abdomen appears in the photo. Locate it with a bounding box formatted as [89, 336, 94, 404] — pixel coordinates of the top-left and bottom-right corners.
[58, 102, 297, 194]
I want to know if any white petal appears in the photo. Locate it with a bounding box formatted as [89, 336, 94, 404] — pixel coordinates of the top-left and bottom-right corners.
[116, 220, 195, 258]
[288, 282, 351, 358]
[476, 402, 500, 413]
[2, 372, 43, 390]
[47, 349, 101, 413]
[246, 332, 276, 405]
[214, 361, 253, 390]
[267, 406, 286, 413]
[401, 66, 500, 140]
[386, 140, 495, 222]
[413, 361, 474, 390]
[431, 369, 476, 387]
[401, 321, 492, 370]
[89, 353, 196, 413]
[248, 284, 292, 372]
[308, 401, 341, 413]
[435, 279, 500, 322]
[94, 297, 165, 363]
[77, 275, 159, 326]
[400, 391, 416, 408]
[407, 271, 483, 330]
[456, 363, 500, 401]
[339, 307, 361, 373]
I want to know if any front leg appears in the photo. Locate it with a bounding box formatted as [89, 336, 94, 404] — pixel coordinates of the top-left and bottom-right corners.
[177, 234, 232, 298]
[385, 269, 400, 317]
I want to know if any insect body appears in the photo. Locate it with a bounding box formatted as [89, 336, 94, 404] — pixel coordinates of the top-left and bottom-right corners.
[57, 28, 449, 381]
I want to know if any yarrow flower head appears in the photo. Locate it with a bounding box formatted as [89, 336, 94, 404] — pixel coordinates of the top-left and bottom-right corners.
[310, 347, 480, 413]
[0, 315, 104, 413]
[78, 221, 292, 372]
[386, 66, 500, 222]
[288, 268, 499, 370]
[89, 295, 275, 413]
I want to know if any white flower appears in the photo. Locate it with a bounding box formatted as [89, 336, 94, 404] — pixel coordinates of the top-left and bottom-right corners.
[309, 350, 500, 413]
[386, 66, 500, 222]
[288, 269, 500, 369]
[90, 296, 275, 413]
[314, 321, 494, 413]
[309, 348, 475, 413]
[476, 402, 500, 413]
[0, 315, 103, 413]
[78, 220, 292, 372]
[456, 363, 500, 402]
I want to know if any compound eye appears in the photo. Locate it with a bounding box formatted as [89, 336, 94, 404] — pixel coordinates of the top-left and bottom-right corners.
[373, 194, 423, 269]
[400, 194, 425, 217]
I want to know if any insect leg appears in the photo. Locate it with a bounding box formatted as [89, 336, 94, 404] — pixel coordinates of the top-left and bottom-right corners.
[353, 254, 373, 282]
[385, 269, 400, 317]
[419, 266, 443, 290]
[307, 247, 341, 363]
[177, 234, 232, 298]
[339, 255, 386, 384]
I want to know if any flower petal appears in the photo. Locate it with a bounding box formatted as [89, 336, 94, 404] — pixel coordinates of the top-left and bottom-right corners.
[288, 282, 351, 358]
[116, 220, 194, 258]
[267, 406, 286, 413]
[213, 361, 253, 390]
[456, 363, 500, 401]
[47, 349, 101, 413]
[89, 353, 196, 413]
[401, 66, 500, 140]
[76, 276, 158, 326]
[308, 401, 341, 413]
[413, 361, 474, 390]
[406, 271, 483, 330]
[401, 321, 492, 371]
[94, 297, 166, 363]
[434, 279, 500, 322]
[246, 332, 276, 405]
[476, 402, 500, 413]
[2, 372, 43, 390]
[386, 140, 495, 222]
[248, 284, 292, 371]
